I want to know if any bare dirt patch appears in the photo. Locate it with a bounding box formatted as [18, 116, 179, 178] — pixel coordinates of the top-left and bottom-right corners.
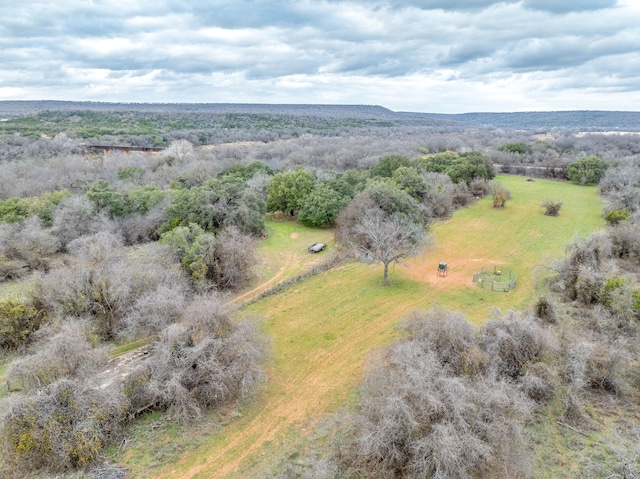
[405, 250, 505, 290]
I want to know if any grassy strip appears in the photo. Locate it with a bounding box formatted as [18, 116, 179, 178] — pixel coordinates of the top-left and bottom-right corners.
[243, 252, 349, 306]
[111, 337, 154, 358]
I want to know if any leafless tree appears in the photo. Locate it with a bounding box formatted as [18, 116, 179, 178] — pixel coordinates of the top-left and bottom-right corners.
[32, 236, 188, 339]
[401, 308, 485, 375]
[210, 226, 256, 290]
[113, 205, 167, 245]
[129, 304, 269, 423]
[349, 208, 429, 285]
[0, 216, 59, 270]
[164, 139, 194, 162]
[7, 321, 109, 392]
[51, 195, 111, 249]
[480, 311, 554, 379]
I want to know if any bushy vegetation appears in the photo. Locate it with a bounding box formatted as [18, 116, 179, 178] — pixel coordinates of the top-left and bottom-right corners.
[1, 378, 129, 474]
[124, 296, 269, 423]
[1, 293, 268, 476]
[0, 190, 71, 225]
[542, 199, 563, 216]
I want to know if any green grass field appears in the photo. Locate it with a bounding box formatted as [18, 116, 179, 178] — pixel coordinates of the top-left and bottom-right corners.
[130, 176, 604, 479]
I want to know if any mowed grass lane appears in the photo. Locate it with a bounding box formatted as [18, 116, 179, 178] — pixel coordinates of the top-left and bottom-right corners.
[153, 176, 603, 479]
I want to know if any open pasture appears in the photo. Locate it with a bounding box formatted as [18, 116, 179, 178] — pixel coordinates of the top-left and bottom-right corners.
[122, 176, 605, 478]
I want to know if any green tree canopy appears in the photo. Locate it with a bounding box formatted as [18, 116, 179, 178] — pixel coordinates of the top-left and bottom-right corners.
[447, 152, 496, 185]
[218, 161, 273, 181]
[161, 223, 217, 283]
[365, 179, 429, 225]
[84, 180, 132, 218]
[127, 186, 169, 214]
[0, 190, 71, 226]
[298, 182, 351, 227]
[266, 169, 315, 216]
[567, 156, 608, 185]
[370, 155, 413, 178]
[498, 142, 532, 154]
[414, 151, 495, 185]
[162, 178, 265, 235]
[391, 166, 428, 201]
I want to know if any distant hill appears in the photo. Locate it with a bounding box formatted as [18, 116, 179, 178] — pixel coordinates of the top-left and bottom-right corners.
[401, 110, 640, 131]
[2, 101, 639, 132]
[0, 101, 398, 119]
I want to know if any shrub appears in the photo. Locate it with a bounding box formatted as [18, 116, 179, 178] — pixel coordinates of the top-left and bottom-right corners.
[490, 180, 511, 208]
[451, 180, 474, 208]
[533, 295, 557, 324]
[565, 341, 624, 394]
[0, 216, 59, 269]
[1, 379, 129, 475]
[210, 226, 256, 290]
[0, 299, 44, 350]
[114, 206, 167, 245]
[552, 232, 612, 302]
[521, 362, 557, 403]
[542, 199, 563, 217]
[605, 208, 631, 225]
[480, 312, 552, 379]
[574, 265, 606, 306]
[127, 301, 269, 423]
[401, 308, 485, 376]
[609, 222, 640, 260]
[121, 283, 187, 337]
[51, 195, 111, 250]
[469, 177, 491, 197]
[7, 321, 108, 392]
[32, 236, 188, 339]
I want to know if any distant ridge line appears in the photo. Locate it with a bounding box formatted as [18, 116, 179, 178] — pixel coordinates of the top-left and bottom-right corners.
[1, 101, 640, 130]
[0, 101, 397, 118]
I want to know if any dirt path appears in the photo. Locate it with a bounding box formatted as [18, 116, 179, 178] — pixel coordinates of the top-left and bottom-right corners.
[159, 266, 456, 479]
[229, 253, 295, 305]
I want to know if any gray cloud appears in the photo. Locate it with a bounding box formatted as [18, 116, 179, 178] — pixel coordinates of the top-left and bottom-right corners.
[522, 0, 618, 13]
[0, 0, 638, 112]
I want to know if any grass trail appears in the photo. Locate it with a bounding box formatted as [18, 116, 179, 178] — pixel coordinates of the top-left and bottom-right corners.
[138, 177, 605, 478]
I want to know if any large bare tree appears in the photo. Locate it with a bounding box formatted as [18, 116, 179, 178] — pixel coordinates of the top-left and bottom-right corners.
[350, 208, 428, 285]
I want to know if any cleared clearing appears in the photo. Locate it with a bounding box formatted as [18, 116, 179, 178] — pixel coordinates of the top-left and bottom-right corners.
[126, 176, 604, 478]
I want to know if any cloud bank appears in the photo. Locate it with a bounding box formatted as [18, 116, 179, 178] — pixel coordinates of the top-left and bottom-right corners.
[1, 0, 638, 112]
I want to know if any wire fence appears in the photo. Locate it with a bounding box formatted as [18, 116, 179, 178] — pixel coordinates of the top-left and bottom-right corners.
[472, 265, 517, 292]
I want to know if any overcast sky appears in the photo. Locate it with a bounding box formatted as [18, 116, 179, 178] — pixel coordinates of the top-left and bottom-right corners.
[2, 0, 639, 113]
